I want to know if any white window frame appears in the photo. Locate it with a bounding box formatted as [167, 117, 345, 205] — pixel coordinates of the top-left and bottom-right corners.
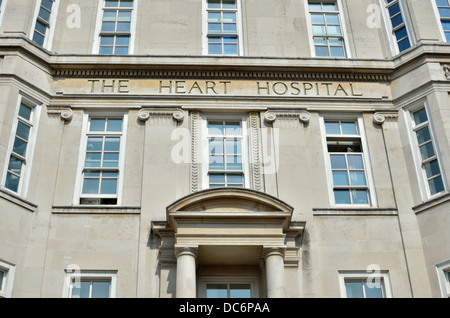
[202, 0, 244, 56]
[74, 112, 128, 205]
[29, 0, 60, 50]
[304, 0, 351, 58]
[436, 260, 450, 298]
[198, 276, 258, 298]
[338, 270, 393, 298]
[0, 0, 8, 27]
[403, 100, 447, 201]
[379, 0, 413, 55]
[432, 0, 450, 42]
[92, 0, 138, 55]
[201, 113, 250, 190]
[319, 114, 377, 207]
[1, 95, 41, 198]
[0, 260, 15, 298]
[62, 269, 117, 298]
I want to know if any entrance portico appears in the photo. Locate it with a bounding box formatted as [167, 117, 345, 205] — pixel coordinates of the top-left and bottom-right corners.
[152, 188, 305, 298]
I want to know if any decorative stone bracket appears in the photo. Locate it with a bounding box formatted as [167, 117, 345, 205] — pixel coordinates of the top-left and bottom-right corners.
[47, 105, 73, 121]
[138, 108, 185, 122]
[264, 110, 311, 124]
[372, 111, 398, 125]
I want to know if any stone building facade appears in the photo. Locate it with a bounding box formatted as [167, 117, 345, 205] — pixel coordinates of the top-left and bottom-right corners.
[0, 0, 449, 298]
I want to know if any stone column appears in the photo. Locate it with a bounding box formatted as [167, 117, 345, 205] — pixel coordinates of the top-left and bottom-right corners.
[264, 248, 286, 298]
[175, 246, 198, 298]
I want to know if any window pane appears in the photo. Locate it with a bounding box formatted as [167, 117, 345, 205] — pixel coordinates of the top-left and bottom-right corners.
[312, 25, 326, 35]
[315, 45, 329, 56]
[341, 122, 357, 135]
[325, 14, 339, 24]
[210, 155, 225, 170]
[311, 14, 324, 24]
[415, 126, 431, 144]
[323, 3, 337, 11]
[352, 189, 369, 204]
[350, 171, 367, 186]
[226, 155, 242, 170]
[330, 154, 346, 169]
[82, 178, 99, 194]
[90, 119, 106, 131]
[225, 140, 241, 155]
[345, 282, 363, 298]
[116, 22, 130, 32]
[87, 137, 104, 151]
[208, 23, 222, 33]
[413, 108, 428, 125]
[333, 171, 349, 186]
[210, 140, 224, 154]
[208, 0, 221, 9]
[5, 172, 19, 192]
[8, 156, 23, 175]
[229, 284, 251, 298]
[118, 11, 131, 21]
[71, 281, 91, 298]
[85, 153, 102, 167]
[103, 153, 119, 167]
[326, 25, 341, 35]
[334, 189, 351, 204]
[99, 46, 114, 54]
[107, 119, 123, 131]
[209, 43, 222, 54]
[102, 21, 116, 32]
[225, 122, 241, 135]
[330, 46, 345, 57]
[206, 284, 228, 298]
[424, 160, 441, 178]
[363, 282, 383, 298]
[223, 12, 236, 23]
[103, 10, 117, 21]
[429, 176, 445, 195]
[325, 122, 340, 134]
[101, 178, 117, 194]
[104, 137, 120, 151]
[397, 37, 411, 52]
[91, 281, 110, 298]
[114, 46, 129, 55]
[13, 138, 27, 157]
[227, 174, 243, 185]
[419, 142, 435, 160]
[16, 122, 31, 141]
[105, 0, 119, 7]
[119, 0, 134, 8]
[33, 32, 45, 46]
[223, 43, 238, 55]
[210, 174, 225, 185]
[347, 155, 364, 170]
[223, 0, 236, 9]
[115, 36, 130, 46]
[0, 271, 4, 291]
[38, 7, 51, 22]
[439, 7, 450, 18]
[19, 104, 32, 121]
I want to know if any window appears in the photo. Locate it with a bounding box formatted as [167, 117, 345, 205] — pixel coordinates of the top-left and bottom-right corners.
[407, 106, 446, 198]
[31, 0, 59, 48]
[0, 0, 7, 26]
[0, 260, 15, 298]
[78, 116, 127, 205]
[205, 0, 241, 55]
[382, 0, 411, 53]
[203, 117, 249, 189]
[434, 0, 450, 42]
[199, 277, 258, 298]
[97, 0, 135, 54]
[308, 0, 346, 57]
[339, 271, 392, 298]
[436, 261, 450, 298]
[2, 97, 40, 196]
[63, 270, 117, 298]
[321, 117, 376, 206]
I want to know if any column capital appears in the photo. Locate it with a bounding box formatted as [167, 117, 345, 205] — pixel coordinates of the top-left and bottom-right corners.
[263, 247, 285, 259]
[175, 246, 199, 259]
